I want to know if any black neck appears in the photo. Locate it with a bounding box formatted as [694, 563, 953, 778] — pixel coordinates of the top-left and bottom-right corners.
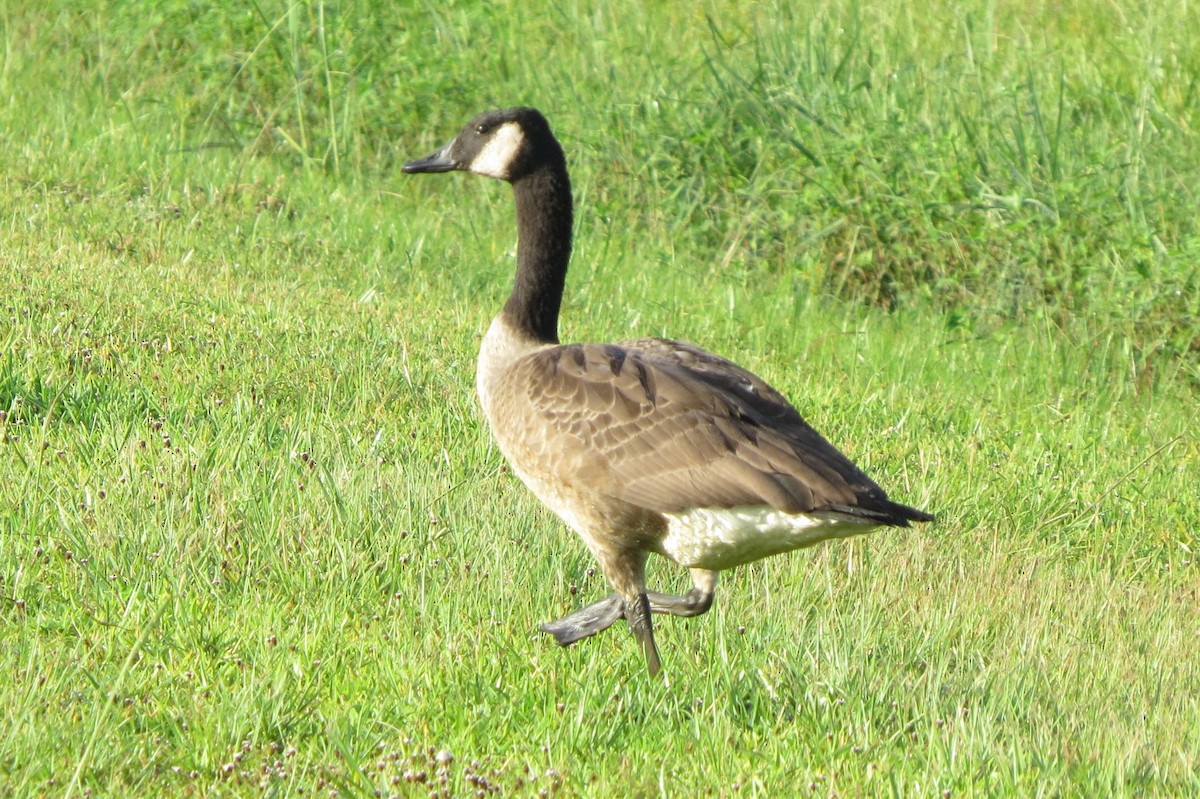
[502, 159, 573, 344]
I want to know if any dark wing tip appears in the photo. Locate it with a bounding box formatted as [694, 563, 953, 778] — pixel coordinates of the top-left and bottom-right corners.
[906, 507, 937, 524]
[823, 501, 936, 527]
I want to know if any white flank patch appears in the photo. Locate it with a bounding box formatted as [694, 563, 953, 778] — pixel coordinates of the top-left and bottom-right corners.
[661, 506, 879, 571]
[469, 122, 525, 180]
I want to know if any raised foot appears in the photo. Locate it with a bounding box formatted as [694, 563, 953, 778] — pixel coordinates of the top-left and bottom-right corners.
[539, 586, 717, 648]
[646, 587, 714, 618]
[539, 595, 624, 646]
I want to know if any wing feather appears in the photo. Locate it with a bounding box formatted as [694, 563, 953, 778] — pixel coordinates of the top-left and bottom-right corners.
[503, 337, 910, 519]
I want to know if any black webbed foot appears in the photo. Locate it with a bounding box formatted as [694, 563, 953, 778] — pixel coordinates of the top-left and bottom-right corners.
[539, 594, 624, 646]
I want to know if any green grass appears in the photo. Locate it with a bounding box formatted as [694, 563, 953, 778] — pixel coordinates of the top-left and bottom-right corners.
[1, 0, 1198, 796]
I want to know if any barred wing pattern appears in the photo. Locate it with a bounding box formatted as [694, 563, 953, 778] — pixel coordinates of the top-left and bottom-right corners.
[510, 338, 918, 525]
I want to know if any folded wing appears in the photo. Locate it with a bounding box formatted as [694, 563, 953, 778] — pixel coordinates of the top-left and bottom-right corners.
[512, 338, 929, 526]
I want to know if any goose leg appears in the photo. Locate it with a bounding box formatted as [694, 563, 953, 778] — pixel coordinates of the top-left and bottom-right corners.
[568, 547, 661, 675]
[624, 591, 661, 677]
[540, 569, 718, 646]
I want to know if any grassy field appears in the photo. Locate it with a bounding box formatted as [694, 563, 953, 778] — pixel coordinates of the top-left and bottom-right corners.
[2, 0, 1198, 796]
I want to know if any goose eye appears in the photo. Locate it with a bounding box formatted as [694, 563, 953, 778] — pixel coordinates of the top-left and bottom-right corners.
[475, 124, 489, 135]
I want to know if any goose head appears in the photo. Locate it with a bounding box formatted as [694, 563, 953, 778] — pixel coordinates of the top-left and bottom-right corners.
[402, 107, 562, 182]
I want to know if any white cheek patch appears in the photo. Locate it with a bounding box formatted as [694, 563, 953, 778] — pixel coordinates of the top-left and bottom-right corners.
[469, 122, 525, 179]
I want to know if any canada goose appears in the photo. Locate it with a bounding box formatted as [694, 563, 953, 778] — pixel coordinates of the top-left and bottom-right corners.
[404, 107, 934, 676]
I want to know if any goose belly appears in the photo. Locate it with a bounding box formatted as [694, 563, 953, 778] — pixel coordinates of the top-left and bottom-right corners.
[660, 506, 878, 571]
